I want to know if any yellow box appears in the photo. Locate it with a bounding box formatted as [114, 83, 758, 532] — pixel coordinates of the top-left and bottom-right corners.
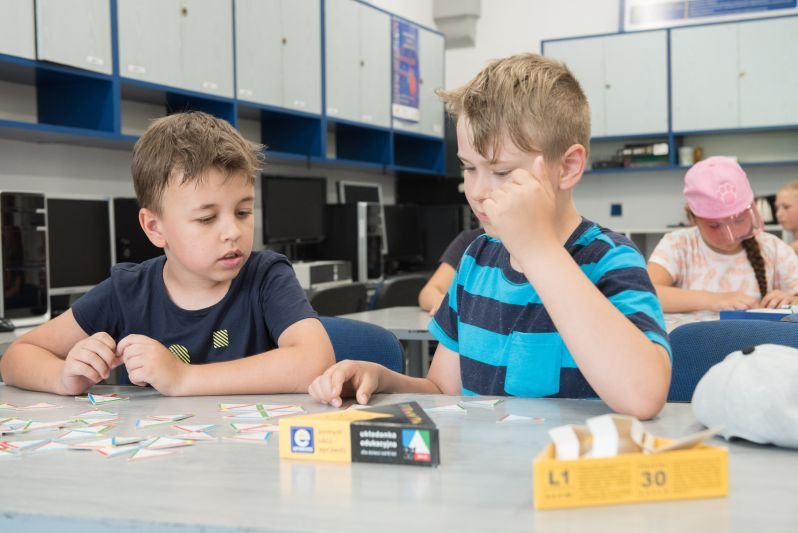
[533, 438, 728, 509]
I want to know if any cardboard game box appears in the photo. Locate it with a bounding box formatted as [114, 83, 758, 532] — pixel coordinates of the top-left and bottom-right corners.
[279, 401, 439, 466]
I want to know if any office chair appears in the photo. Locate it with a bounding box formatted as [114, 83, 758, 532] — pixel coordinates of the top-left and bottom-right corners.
[372, 274, 429, 310]
[308, 282, 368, 316]
[668, 319, 798, 402]
[319, 316, 405, 373]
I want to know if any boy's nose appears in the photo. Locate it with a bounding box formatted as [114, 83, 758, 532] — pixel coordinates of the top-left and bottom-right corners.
[220, 217, 242, 241]
[469, 172, 493, 200]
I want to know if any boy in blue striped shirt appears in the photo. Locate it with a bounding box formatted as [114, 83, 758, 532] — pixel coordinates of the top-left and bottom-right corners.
[310, 53, 671, 419]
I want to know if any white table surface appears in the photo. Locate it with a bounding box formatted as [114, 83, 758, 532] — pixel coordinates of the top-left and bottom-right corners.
[1, 385, 797, 532]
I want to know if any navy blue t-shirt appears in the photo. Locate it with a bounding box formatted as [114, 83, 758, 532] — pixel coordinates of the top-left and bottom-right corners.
[71, 251, 317, 364]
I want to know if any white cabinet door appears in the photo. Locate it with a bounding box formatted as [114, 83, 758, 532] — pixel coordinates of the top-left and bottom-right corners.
[180, 0, 234, 97]
[235, 0, 283, 105]
[0, 0, 35, 59]
[418, 28, 445, 138]
[544, 38, 606, 137]
[738, 17, 798, 128]
[603, 31, 668, 136]
[36, 0, 112, 74]
[671, 24, 738, 132]
[358, 4, 390, 127]
[281, 0, 321, 113]
[325, 0, 360, 122]
[118, 0, 181, 88]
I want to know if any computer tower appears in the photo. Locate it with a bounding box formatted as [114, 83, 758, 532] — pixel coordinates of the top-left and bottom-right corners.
[0, 192, 49, 326]
[313, 202, 384, 282]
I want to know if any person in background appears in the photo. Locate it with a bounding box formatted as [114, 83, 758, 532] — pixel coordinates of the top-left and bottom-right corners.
[418, 227, 483, 315]
[310, 53, 671, 420]
[776, 180, 798, 254]
[0, 112, 334, 396]
[648, 157, 798, 312]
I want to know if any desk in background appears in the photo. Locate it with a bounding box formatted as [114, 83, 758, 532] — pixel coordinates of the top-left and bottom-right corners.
[341, 306, 433, 377]
[1, 385, 797, 532]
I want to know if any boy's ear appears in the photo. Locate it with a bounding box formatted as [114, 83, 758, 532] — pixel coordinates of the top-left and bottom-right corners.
[557, 144, 587, 191]
[138, 208, 167, 249]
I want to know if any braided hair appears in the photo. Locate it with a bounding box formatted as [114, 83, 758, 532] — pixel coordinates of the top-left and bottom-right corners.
[741, 236, 768, 298]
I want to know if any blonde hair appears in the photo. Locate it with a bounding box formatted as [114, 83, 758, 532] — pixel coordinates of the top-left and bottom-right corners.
[779, 180, 798, 195]
[436, 53, 590, 161]
[131, 111, 264, 213]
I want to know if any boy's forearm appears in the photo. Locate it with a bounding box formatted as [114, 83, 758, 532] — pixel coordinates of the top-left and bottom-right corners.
[517, 246, 671, 419]
[0, 342, 68, 394]
[173, 346, 334, 396]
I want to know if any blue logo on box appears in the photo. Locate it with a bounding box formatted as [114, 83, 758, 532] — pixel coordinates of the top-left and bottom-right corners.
[291, 426, 314, 453]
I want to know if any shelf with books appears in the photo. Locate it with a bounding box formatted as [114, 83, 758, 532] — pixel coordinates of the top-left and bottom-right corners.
[587, 135, 674, 173]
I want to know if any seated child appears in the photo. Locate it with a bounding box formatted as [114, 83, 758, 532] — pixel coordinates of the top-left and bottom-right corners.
[776, 180, 798, 254]
[309, 53, 671, 420]
[648, 157, 798, 312]
[418, 227, 483, 315]
[0, 111, 335, 396]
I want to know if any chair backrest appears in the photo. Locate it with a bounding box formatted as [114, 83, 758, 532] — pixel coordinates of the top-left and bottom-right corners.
[309, 283, 368, 316]
[668, 319, 798, 402]
[373, 274, 429, 310]
[319, 316, 404, 373]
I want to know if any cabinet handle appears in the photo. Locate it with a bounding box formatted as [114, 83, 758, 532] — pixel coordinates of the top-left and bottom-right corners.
[282, 37, 287, 45]
[605, 83, 611, 89]
[739, 71, 746, 78]
[360, 60, 365, 67]
[181, 6, 188, 16]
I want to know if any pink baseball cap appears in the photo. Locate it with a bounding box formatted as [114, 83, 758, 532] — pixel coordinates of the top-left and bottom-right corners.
[683, 156, 753, 219]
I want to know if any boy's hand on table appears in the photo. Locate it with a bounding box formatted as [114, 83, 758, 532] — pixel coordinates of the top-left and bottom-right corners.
[60, 332, 122, 395]
[482, 156, 559, 258]
[308, 360, 381, 407]
[118, 334, 188, 395]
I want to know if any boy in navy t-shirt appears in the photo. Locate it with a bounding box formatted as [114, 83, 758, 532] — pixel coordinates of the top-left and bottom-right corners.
[1, 112, 334, 396]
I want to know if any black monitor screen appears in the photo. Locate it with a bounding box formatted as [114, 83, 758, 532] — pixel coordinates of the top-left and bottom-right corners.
[113, 197, 163, 264]
[47, 198, 112, 290]
[384, 204, 424, 267]
[338, 181, 382, 204]
[262, 175, 327, 244]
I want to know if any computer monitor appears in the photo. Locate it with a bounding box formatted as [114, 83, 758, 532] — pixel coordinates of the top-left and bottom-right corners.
[47, 196, 113, 295]
[112, 197, 163, 264]
[383, 205, 424, 274]
[262, 175, 327, 244]
[337, 181, 383, 204]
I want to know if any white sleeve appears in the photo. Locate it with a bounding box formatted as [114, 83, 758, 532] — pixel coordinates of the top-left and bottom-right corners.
[647, 231, 684, 284]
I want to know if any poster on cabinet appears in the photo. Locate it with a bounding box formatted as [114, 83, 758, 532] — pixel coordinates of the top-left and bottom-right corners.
[621, 0, 798, 31]
[392, 18, 420, 123]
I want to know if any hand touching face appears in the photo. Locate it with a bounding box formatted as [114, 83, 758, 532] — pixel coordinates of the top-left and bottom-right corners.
[481, 156, 560, 256]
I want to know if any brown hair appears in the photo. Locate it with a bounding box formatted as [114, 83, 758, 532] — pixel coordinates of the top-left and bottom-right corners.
[741, 237, 768, 298]
[131, 111, 264, 213]
[436, 52, 590, 162]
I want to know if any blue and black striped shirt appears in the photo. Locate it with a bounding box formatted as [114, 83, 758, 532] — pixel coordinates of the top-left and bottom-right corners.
[429, 219, 670, 397]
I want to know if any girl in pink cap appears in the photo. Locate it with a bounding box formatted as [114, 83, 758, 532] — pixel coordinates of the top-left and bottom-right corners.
[648, 156, 798, 313]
